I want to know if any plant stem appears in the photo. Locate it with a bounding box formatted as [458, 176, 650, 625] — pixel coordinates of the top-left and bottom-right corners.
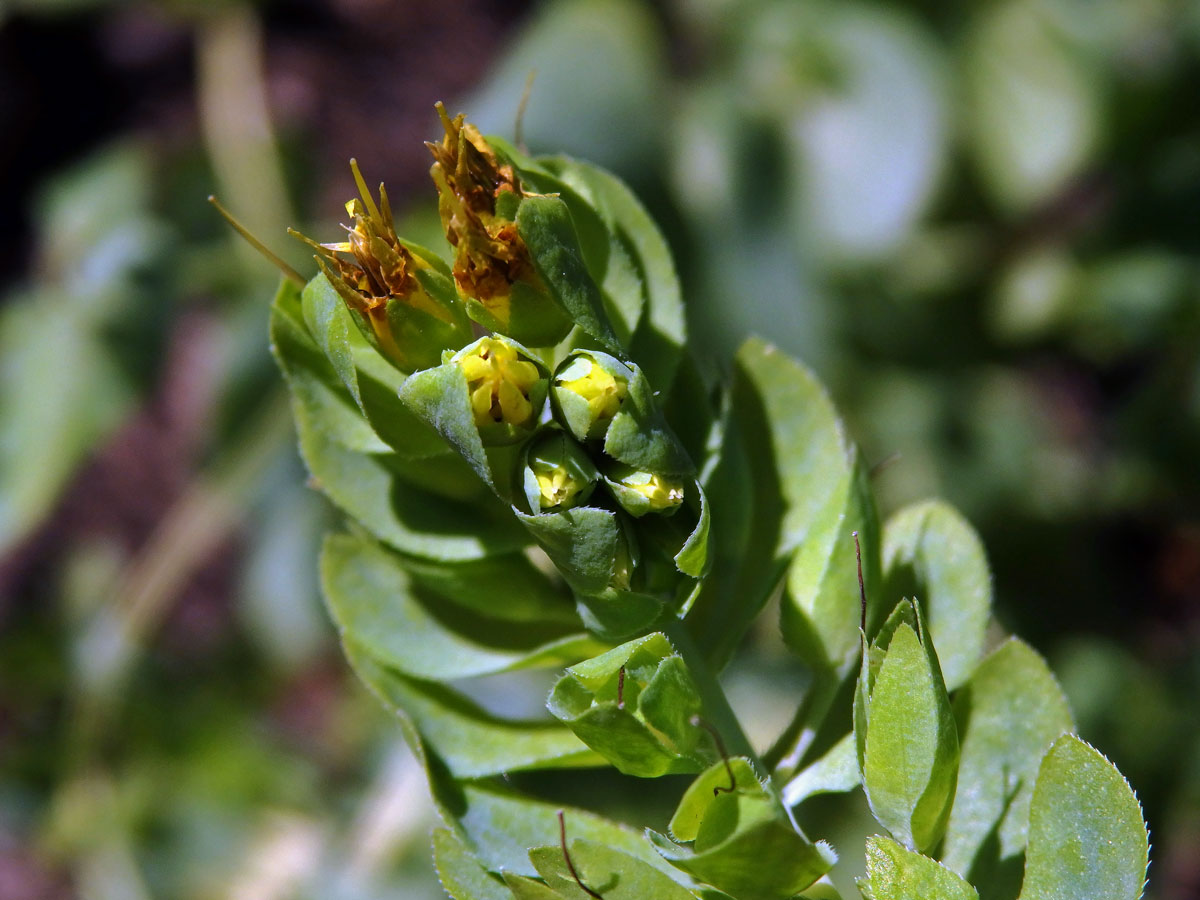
[762, 669, 840, 779]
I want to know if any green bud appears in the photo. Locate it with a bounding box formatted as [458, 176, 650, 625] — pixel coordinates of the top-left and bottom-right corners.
[854, 599, 959, 853]
[547, 633, 709, 777]
[521, 430, 598, 513]
[551, 351, 631, 442]
[604, 463, 686, 517]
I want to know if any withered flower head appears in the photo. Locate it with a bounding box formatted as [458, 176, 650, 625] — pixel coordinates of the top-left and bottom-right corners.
[427, 103, 536, 324]
[291, 160, 468, 371]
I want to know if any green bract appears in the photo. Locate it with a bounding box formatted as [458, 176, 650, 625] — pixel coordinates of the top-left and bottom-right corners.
[854, 600, 960, 853]
[266, 105, 1149, 900]
[547, 633, 709, 777]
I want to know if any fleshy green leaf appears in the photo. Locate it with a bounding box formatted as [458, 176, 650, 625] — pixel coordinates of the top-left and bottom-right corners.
[433, 827, 512, 900]
[656, 758, 836, 900]
[684, 339, 880, 669]
[398, 356, 498, 488]
[542, 157, 686, 392]
[345, 641, 599, 778]
[322, 534, 600, 680]
[548, 634, 708, 776]
[942, 639, 1074, 895]
[1018, 735, 1149, 900]
[504, 874, 564, 899]
[516, 194, 622, 353]
[857, 835, 978, 900]
[434, 778, 682, 882]
[289, 273, 451, 459]
[530, 839, 700, 900]
[882, 500, 991, 691]
[301, 272, 362, 406]
[783, 733, 861, 807]
[603, 360, 694, 476]
[399, 552, 578, 626]
[738, 338, 881, 673]
[860, 609, 959, 853]
[273, 285, 527, 560]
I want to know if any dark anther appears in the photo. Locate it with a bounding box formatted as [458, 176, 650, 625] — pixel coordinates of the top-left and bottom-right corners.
[853, 531, 866, 633]
[558, 810, 603, 899]
[617, 666, 626, 709]
[690, 715, 736, 796]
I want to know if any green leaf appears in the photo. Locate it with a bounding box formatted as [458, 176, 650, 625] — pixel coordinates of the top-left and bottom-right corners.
[656, 758, 836, 900]
[737, 338, 881, 673]
[684, 339, 881, 670]
[965, 1, 1101, 214]
[433, 827, 512, 900]
[434, 779, 681, 882]
[0, 297, 130, 553]
[783, 733, 860, 807]
[857, 835, 978, 900]
[603, 360, 694, 476]
[942, 639, 1073, 894]
[516, 194, 622, 353]
[542, 158, 686, 392]
[400, 552, 578, 626]
[548, 634, 708, 777]
[288, 273, 450, 459]
[1018, 735, 1149, 900]
[346, 642, 599, 778]
[504, 875, 565, 899]
[530, 839, 700, 900]
[860, 610, 959, 853]
[882, 500, 991, 691]
[516, 506, 623, 597]
[398, 358, 496, 487]
[301, 273, 362, 406]
[322, 534, 601, 680]
[274, 287, 530, 560]
[667, 758, 763, 843]
[673, 481, 711, 578]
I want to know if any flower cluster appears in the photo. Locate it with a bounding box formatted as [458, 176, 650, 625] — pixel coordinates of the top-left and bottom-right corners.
[295, 108, 705, 623]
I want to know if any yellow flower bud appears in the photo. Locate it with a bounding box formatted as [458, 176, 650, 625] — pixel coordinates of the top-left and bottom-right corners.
[456, 337, 543, 428]
[552, 351, 632, 442]
[605, 464, 686, 517]
[523, 431, 598, 512]
[619, 471, 685, 510]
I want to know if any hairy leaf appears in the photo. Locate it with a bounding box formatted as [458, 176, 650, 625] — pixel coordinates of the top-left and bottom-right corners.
[860, 612, 959, 853]
[942, 639, 1073, 896]
[1019, 735, 1149, 900]
[858, 835, 978, 900]
[883, 500, 991, 690]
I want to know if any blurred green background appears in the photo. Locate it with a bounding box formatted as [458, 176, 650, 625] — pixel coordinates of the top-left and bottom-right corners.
[0, 1, 1196, 898]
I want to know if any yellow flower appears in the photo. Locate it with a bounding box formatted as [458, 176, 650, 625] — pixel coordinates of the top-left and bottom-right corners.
[457, 338, 542, 428]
